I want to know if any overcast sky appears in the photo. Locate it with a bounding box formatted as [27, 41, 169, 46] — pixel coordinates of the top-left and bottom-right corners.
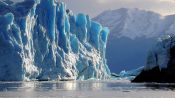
[62, 0, 175, 18]
[13, 0, 175, 18]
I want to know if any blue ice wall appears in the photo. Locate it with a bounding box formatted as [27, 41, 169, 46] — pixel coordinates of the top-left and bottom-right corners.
[0, 0, 110, 81]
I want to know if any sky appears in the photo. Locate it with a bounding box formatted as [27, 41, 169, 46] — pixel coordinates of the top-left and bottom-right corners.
[62, 0, 175, 18]
[13, 0, 175, 18]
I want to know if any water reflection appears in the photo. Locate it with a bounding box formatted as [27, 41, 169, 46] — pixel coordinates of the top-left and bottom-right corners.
[0, 81, 105, 92]
[77, 81, 104, 91]
[1, 80, 175, 92]
[144, 83, 175, 90]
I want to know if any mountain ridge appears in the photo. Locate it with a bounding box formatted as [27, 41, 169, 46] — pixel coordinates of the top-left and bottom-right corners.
[93, 8, 175, 73]
[94, 8, 175, 39]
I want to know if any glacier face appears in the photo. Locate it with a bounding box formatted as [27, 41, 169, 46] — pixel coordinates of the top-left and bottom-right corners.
[145, 35, 175, 70]
[132, 35, 175, 83]
[0, 0, 110, 81]
[93, 8, 175, 72]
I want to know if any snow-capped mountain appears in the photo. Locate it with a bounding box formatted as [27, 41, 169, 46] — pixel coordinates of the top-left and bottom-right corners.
[93, 8, 175, 72]
[0, 0, 110, 81]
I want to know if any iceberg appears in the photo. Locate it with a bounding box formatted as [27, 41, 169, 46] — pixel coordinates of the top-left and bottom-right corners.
[119, 66, 143, 79]
[0, 0, 110, 81]
[110, 66, 144, 80]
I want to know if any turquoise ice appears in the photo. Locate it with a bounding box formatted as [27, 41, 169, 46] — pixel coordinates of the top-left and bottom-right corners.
[0, 0, 110, 81]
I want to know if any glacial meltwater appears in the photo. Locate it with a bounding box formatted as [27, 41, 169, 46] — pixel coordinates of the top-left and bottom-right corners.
[0, 80, 175, 98]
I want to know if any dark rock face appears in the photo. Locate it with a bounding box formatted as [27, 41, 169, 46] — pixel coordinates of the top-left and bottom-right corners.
[132, 36, 175, 83]
[132, 66, 175, 83]
[168, 46, 175, 70]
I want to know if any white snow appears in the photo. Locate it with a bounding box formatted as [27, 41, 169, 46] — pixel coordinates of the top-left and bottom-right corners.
[93, 8, 175, 72]
[94, 8, 175, 39]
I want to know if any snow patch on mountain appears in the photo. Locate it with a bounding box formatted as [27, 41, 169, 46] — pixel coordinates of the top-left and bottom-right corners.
[94, 8, 175, 39]
[94, 8, 175, 72]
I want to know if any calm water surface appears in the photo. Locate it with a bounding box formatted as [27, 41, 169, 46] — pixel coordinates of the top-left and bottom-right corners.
[0, 80, 175, 98]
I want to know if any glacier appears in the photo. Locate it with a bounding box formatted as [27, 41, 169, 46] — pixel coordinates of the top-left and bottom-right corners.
[0, 0, 110, 81]
[132, 35, 175, 82]
[144, 35, 174, 70]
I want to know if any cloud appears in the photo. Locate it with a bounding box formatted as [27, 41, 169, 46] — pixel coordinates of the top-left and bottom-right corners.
[96, 0, 108, 4]
[63, 0, 175, 17]
[12, 0, 175, 17]
[159, 0, 174, 2]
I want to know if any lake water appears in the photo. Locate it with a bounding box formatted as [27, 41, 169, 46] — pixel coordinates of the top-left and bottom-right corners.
[0, 79, 175, 98]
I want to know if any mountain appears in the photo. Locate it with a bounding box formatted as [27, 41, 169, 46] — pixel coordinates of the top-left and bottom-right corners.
[0, 0, 110, 81]
[93, 8, 175, 73]
[132, 35, 175, 83]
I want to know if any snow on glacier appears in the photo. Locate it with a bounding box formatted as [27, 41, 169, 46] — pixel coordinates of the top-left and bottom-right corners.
[145, 35, 175, 70]
[0, 0, 110, 81]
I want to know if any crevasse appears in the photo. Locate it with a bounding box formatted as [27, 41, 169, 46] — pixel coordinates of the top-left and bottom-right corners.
[0, 0, 110, 81]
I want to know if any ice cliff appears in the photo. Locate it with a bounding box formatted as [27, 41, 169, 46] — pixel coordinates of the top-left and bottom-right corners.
[0, 0, 110, 81]
[145, 35, 175, 70]
[132, 35, 175, 82]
